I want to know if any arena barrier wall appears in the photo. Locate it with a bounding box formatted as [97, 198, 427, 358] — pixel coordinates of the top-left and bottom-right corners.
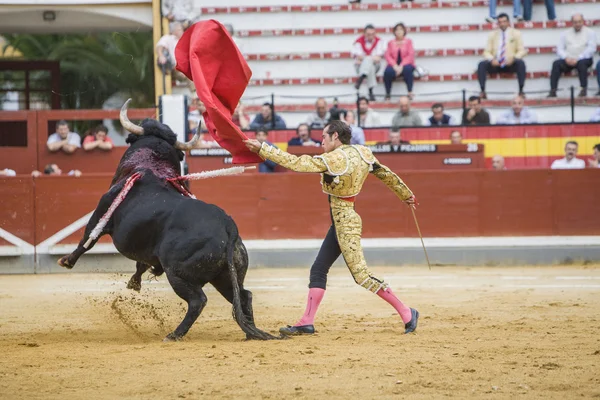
[1, 108, 598, 174]
[1, 169, 599, 271]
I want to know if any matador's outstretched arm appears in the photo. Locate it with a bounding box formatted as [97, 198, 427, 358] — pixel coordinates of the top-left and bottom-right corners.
[257, 142, 329, 173]
[371, 159, 414, 201]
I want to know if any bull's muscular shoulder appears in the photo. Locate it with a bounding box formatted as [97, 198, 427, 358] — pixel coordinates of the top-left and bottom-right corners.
[314, 146, 350, 176]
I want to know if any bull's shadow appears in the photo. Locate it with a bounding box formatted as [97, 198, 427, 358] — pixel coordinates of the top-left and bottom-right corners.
[58, 99, 279, 342]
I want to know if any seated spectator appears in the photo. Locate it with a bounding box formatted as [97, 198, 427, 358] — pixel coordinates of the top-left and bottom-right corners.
[497, 95, 537, 124]
[357, 96, 381, 128]
[383, 23, 416, 101]
[478, 13, 527, 99]
[255, 129, 278, 173]
[449, 130, 463, 144]
[47, 120, 81, 153]
[597, 58, 600, 96]
[31, 164, 82, 177]
[391, 96, 422, 130]
[0, 168, 16, 177]
[288, 124, 320, 147]
[587, 143, 600, 168]
[342, 110, 365, 145]
[425, 103, 458, 126]
[550, 140, 585, 169]
[462, 96, 491, 125]
[249, 103, 286, 130]
[306, 98, 331, 129]
[232, 102, 250, 130]
[189, 98, 207, 132]
[491, 155, 507, 170]
[161, 0, 202, 29]
[83, 125, 114, 152]
[548, 13, 596, 98]
[352, 24, 385, 101]
[590, 106, 600, 122]
[156, 22, 184, 73]
[377, 130, 410, 152]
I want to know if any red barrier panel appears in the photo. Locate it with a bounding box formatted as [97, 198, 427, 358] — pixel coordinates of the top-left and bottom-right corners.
[0, 177, 35, 253]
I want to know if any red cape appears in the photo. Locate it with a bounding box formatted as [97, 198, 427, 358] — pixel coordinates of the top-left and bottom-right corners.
[175, 20, 262, 164]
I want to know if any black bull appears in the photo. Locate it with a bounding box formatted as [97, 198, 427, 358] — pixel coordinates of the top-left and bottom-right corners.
[58, 100, 277, 341]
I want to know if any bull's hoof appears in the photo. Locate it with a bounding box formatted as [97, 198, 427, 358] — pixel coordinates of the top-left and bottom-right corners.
[126, 278, 142, 292]
[57, 256, 74, 269]
[163, 332, 182, 342]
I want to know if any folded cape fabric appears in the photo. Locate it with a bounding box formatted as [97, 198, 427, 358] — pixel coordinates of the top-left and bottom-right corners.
[175, 20, 262, 164]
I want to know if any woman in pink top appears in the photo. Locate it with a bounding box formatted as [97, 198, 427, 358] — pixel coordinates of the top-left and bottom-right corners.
[383, 23, 416, 101]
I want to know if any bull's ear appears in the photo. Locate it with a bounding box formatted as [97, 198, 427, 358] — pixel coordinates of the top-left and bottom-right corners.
[125, 134, 140, 145]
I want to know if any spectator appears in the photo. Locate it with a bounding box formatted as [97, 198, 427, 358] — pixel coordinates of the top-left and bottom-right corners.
[383, 23, 416, 101]
[523, 0, 555, 22]
[189, 98, 207, 133]
[232, 102, 250, 130]
[491, 155, 507, 170]
[478, 13, 527, 99]
[288, 123, 320, 147]
[597, 58, 600, 96]
[486, 0, 522, 23]
[357, 96, 382, 128]
[306, 98, 331, 129]
[351, 24, 385, 101]
[497, 95, 537, 124]
[47, 120, 81, 153]
[391, 96, 422, 130]
[591, 106, 600, 122]
[255, 129, 278, 173]
[548, 13, 596, 98]
[0, 168, 16, 177]
[83, 125, 114, 152]
[156, 22, 184, 72]
[425, 103, 458, 126]
[161, 0, 201, 29]
[377, 130, 410, 152]
[550, 141, 585, 169]
[31, 163, 82, 177]
[588, 143, 600, 168]
[449, 130, 463, 145]
[249, 103, 286, 130]
[462, 96, 491, 125]
[342, 110, 365, 145]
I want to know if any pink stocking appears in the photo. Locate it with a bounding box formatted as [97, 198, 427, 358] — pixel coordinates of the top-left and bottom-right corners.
[295, 288, 326, 326]
[377, 287, 412, 324]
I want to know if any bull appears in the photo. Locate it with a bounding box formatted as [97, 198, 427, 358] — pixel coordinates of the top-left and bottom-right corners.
[58, 99, 277, 342]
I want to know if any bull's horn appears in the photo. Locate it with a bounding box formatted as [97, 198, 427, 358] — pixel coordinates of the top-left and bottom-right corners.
[120, 98, 144, 135]
[174, 134, 200, 151]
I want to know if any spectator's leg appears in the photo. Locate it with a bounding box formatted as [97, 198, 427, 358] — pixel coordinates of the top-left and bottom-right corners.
[549, 59, 565, 94]
[596, 60, 600, 96]
[402, 65, 415, 94]
[513, 0, 522, 19]
[488, 0, 497, 20]
[545, 0, 556, 20]
[383, 65, 396, 98]
[522, 0, 532, 21]
[358, 57, 377, 100]
[477, 60, 491, 93]
[514, 59, 526, 94]
[354, 63, 366, 89]
[576, 59, 593, 96]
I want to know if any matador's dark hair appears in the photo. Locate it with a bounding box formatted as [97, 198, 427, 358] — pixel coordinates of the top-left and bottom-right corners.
[325, 120, 352, 145]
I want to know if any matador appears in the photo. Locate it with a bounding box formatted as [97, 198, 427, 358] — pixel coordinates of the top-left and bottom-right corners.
[244, 120, 419, 336]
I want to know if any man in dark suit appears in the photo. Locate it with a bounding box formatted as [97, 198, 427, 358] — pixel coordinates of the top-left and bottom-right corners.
[376, 130, 410, 152]
[288, 123, 321, 147]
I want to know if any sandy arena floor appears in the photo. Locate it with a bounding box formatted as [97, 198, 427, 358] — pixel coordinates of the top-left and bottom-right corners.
[1, 265, 600, 399]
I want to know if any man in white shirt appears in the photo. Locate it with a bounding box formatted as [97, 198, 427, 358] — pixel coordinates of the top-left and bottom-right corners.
[497, 94, 538, 125]
[351, 24, 386, 101]
[357, 96, 381, 128]
[161, 0, 201, 29]
[306, 98, 331, 129]
[46, 120, 81, 153]
[590, 106, 600, 122]
[156, 22, 184, 72]
[587, 143, 600, 168]
[548, 13, 597, 98]
[550, 141, 585, 169]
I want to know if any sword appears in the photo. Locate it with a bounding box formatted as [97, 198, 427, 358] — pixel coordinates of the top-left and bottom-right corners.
[409, 206, 431, 270]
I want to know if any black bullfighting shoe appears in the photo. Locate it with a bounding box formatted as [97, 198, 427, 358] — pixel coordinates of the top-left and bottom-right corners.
[279, 324, 315, 336]
[404, 308, 419, 334]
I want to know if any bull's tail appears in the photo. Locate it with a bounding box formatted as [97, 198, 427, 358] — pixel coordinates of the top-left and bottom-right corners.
[226, 222, 278, 340]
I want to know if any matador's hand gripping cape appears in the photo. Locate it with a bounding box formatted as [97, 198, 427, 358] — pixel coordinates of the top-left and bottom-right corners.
[175, 20, 262, 164]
